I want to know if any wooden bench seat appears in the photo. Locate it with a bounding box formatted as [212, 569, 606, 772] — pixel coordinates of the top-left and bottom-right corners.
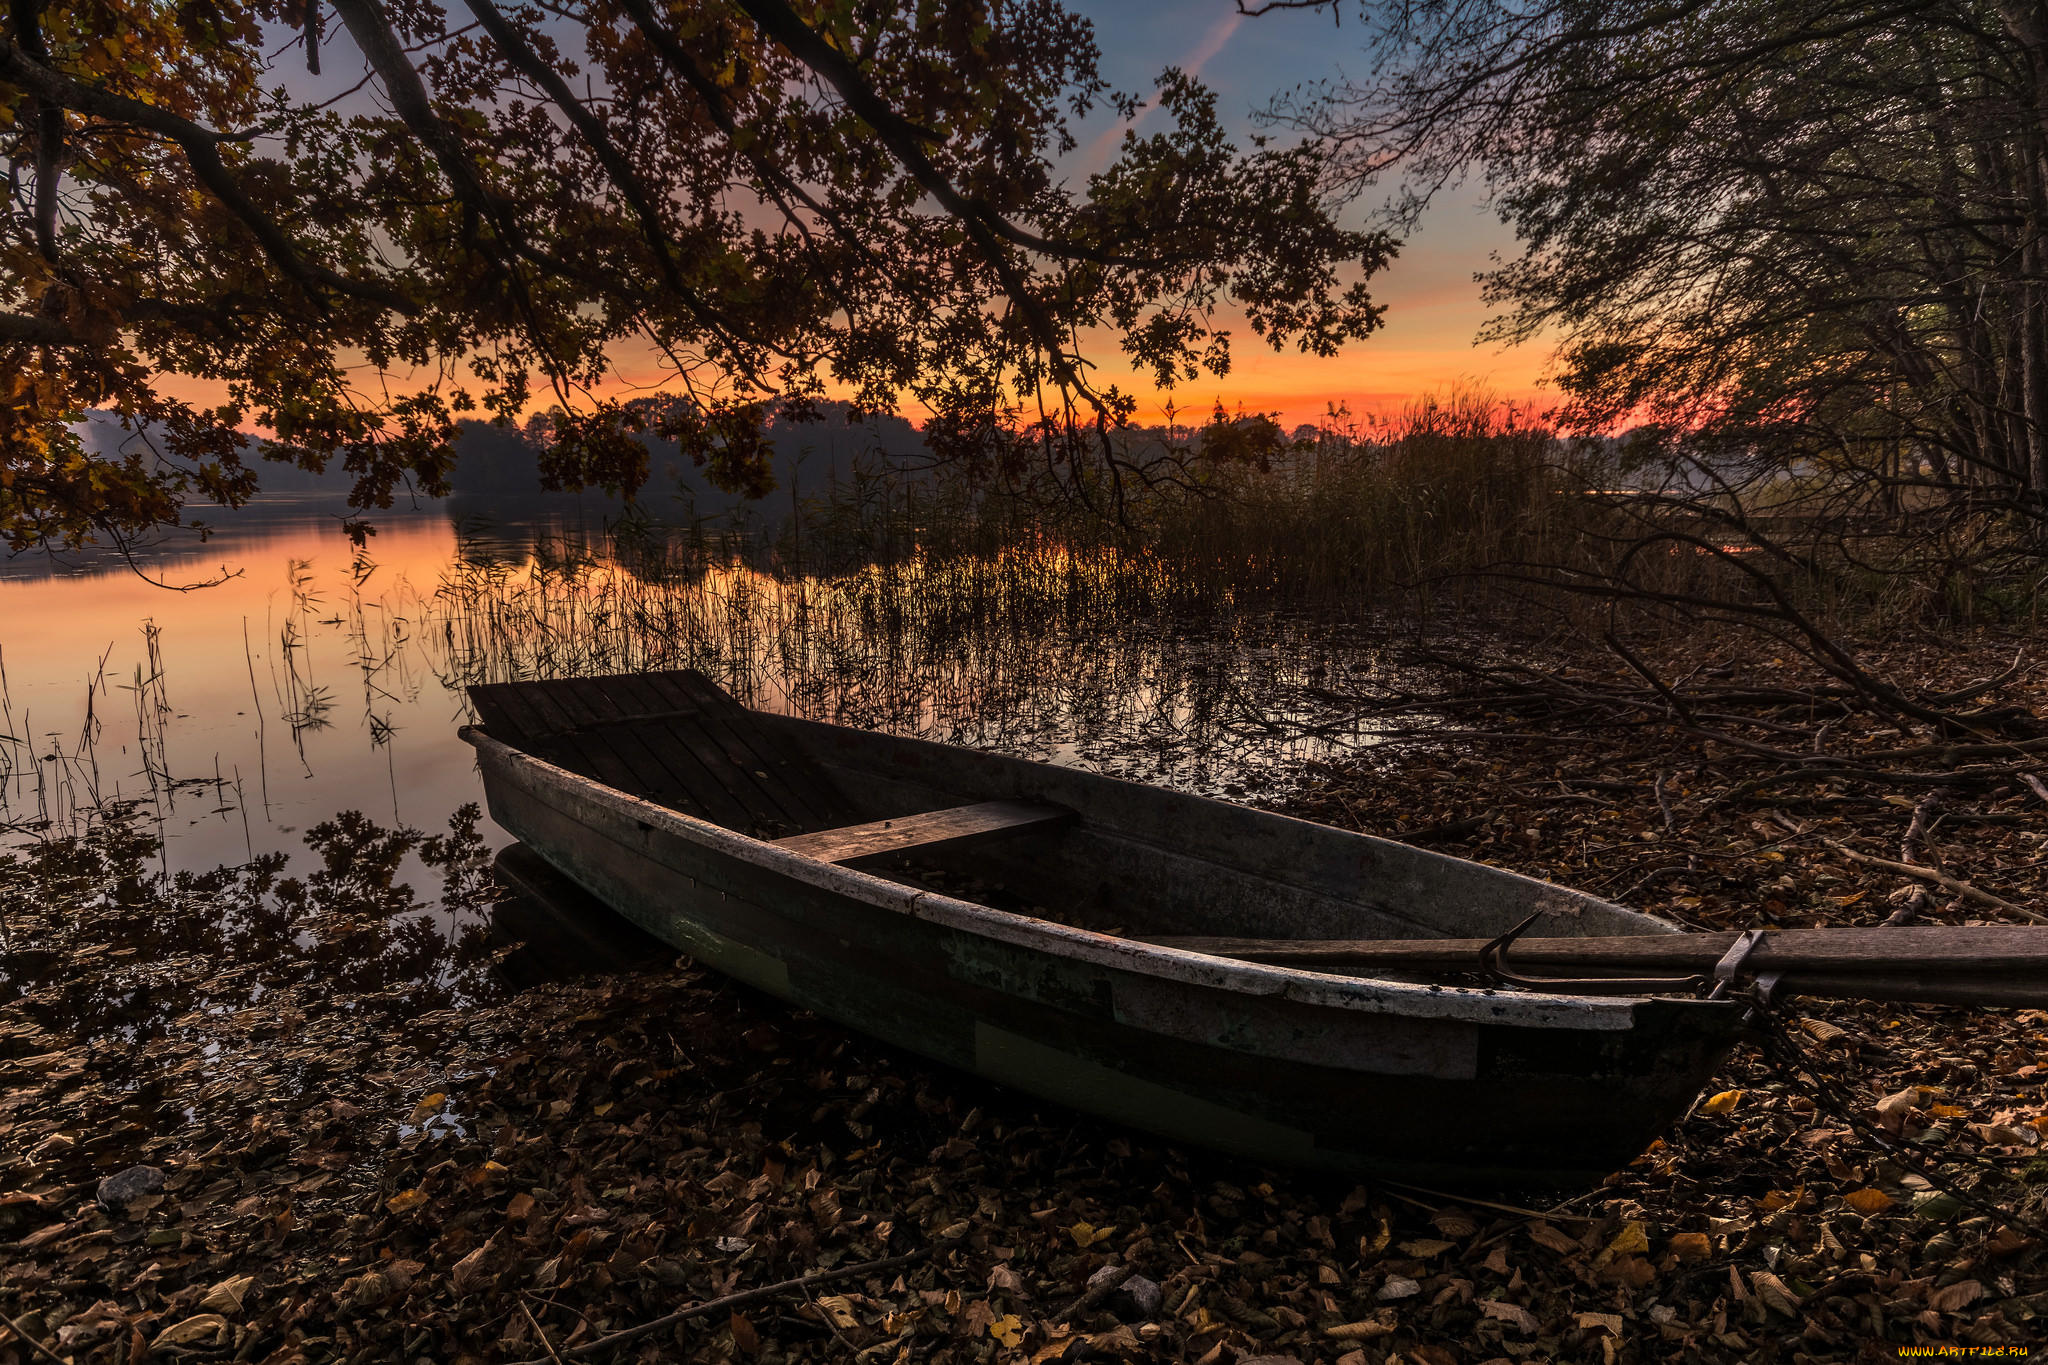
[770, 800, 1071, 864]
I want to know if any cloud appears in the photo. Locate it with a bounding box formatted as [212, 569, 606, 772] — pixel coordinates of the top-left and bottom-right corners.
[1081, 8, 1246, 177]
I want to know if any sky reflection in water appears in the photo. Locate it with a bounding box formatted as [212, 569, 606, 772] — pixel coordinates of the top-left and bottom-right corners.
[1, 494, 1401, 873]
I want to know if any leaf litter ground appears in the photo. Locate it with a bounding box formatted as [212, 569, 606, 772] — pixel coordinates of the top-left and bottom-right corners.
[4, 633, 2048, 1365]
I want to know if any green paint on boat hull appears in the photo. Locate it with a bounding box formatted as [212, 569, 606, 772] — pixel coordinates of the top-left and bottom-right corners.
[974, 1022, 1318, 1163]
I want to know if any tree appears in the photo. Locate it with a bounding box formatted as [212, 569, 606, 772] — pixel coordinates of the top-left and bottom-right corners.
[0, 0, 1392, 553]
[1254, 0, 2048, 525]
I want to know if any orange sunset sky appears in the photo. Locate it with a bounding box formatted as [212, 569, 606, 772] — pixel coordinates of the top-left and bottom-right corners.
[657, 2, 1548, 430]
[1044, 2, 1550, 427]
[157, 3, 1546, 435]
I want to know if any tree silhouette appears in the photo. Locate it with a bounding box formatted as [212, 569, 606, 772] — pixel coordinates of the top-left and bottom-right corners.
[1, 0, 1392, 552]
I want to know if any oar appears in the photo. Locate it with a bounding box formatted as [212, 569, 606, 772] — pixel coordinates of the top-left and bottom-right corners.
[1142, 924, 2048, 1007]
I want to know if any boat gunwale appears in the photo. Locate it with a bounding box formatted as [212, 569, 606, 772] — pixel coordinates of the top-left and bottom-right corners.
[462, 724, 1739, 1032]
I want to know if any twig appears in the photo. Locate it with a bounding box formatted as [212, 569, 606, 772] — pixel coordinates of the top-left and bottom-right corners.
[1606, 632, 1696, 726]
[1819, 836, 2046, 923]
[518, 1300, 567, 1365]
[502, 1250, 927, 1364]
[801, 1282, 862, 1355]
[1051, 1267, 1128, 1325]
[1901, 793, 1944, 871]
[1883, 794, 1941, 927]
[0, 1308, 68, 1365]
[1929, 649, 2028, 705]
[1379, 1180, 1600, 1224]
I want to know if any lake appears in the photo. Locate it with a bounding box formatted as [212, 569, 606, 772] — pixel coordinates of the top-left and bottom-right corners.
[0, 493, 1404, 875]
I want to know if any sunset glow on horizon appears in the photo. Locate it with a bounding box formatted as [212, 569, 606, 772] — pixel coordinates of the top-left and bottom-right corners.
[143, 2, 1554, 440]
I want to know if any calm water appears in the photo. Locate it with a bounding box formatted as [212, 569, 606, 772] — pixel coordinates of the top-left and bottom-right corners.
[1, 494, 1404, 874]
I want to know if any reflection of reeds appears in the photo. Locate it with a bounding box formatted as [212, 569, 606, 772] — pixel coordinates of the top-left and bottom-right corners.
[340, 546, 424, 751]
[425, 534, 1385, 793]
[106, 620, 178, 819]
[0, 647, 20, 796]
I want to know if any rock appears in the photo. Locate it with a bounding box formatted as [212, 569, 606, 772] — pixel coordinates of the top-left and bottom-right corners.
[1084, 1262, 1126, 1291]
[96, 1165, 164, 1209]
[1116, 1274, 1163, 1318]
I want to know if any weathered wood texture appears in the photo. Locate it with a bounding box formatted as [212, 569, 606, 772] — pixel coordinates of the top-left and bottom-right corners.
[1149, 925, 2048, 972]
[1144, 927, 2048, 1007]
[771, 801, 1071, 864]
[763, 711, 1662, 946]
[460, 669, 1758, 1188]
[469, 671, 858, 837]
[468, 730, 1740, 1187]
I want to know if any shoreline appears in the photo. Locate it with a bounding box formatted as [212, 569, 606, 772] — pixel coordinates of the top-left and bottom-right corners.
[4, 631, 2047, 1362]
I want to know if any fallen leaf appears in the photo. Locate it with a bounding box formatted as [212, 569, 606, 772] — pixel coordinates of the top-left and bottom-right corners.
[1759, 1185, 1803, 1212]
[1913, 1192, 1967, 1221]
[730, 1311, 760, 1354]
[1029, 1330, 1080, 1364]
[1067, 1220, 1114, 1247]
[385, 1188, 427, 1214]
[1396, 1238, 1457, 1259]
[1576, 1311, 1625, 1334]
[1928, 1279, 1984, 1313]
[407, 1092, 446, 1125]
[1668, 1231, 1711, 1261]
[1875, 1087, 1926, 1134]
[1596, 1220, 1650, 1264]
[1843, 1188, 1893, 1214]
[1478, 1299, 1540, 1332]
[506, 1192, 535, 1220]
[814, 1295, 861, 1331]
[150, 1315, 229, 1349]
[1324, 1313, 1396, 1340]
[1750, 1270, 1802, 1315]
[1527, 1222, 1579, 1255]
[989, 1312, 1025, 1348]
[1702, 1089, 1743, 1115]
[198, 1275, 255, 1315]
[1375, 1275, 1421, 1301]
[450, 1242, 494, 1296]
[1429, 1210, 1479, 1239]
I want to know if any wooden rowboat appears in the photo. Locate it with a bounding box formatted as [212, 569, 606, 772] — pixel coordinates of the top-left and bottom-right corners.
[461, 669, 1756, 1188]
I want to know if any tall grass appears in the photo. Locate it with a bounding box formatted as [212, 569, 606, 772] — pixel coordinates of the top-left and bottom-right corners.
[1137, 389, 1562, 607]
[774, 386, 1587, 619]
[769, 384, 2046, 641]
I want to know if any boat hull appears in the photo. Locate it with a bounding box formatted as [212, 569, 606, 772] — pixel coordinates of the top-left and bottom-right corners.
[467, 729, 1742, 1188]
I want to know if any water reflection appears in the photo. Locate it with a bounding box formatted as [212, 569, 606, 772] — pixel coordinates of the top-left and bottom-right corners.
[0, 804, 508, 1066]
[2, 492, 1404, 872]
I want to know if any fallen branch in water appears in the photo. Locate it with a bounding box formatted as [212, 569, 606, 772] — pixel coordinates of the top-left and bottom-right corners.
[504, 1251, 929, 1364]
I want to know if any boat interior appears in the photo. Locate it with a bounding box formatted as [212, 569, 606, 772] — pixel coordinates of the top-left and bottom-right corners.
[467, 670, 1668, 965]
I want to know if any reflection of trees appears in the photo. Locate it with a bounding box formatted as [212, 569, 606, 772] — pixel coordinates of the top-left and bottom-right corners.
[0, 803, 505, 1066]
